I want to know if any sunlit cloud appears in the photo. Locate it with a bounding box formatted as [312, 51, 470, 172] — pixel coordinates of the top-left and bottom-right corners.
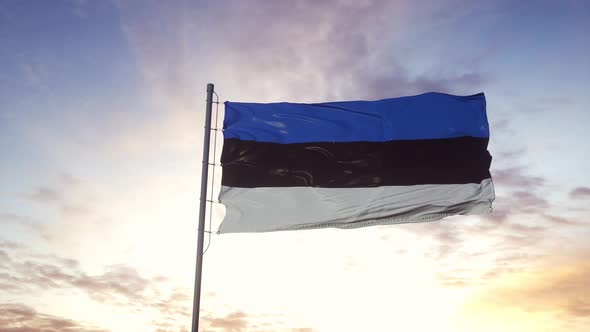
[458, 252, 590, 332]
[0, 303, 109, 332]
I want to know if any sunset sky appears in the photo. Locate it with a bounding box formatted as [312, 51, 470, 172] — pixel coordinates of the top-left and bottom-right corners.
[1, 0, 590, 331]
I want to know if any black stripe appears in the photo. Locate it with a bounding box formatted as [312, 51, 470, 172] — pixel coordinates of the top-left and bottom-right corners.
[221, 137, 492, 188]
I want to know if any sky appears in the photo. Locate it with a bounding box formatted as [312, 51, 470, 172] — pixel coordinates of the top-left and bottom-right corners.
[1, 0, 589, 331]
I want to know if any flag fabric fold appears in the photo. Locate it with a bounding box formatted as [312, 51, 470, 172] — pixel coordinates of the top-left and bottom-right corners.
[218, 92, 494, 233]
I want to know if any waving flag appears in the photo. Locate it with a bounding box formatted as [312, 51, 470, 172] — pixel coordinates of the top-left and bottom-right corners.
[218, 92, 494, 233]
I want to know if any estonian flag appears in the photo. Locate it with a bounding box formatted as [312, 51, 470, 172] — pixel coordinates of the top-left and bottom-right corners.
[218, 92, 494, 233]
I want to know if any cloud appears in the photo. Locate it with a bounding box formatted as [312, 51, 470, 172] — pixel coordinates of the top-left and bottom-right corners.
[149, 305, 320, 332]
[543, 214, 583, 226]
[511, 191, 549, 212]
[200, 311, 319, 332]
[5, 177, 119, 254]
[116, 0, 489, 106]
[0, 241, 198, 330]
[570, 187, 590, 199]
[203, 311, 248, 332]
[409, 178, 569, 289]
[23, 175, 83, 205]
[491, 167, 545, 190]
[430, 226, 544, 288]
[469, 258, 590, 320]
[0, 303, 108, 332]
[0, 213, 44, 233]
[4, 175, 104, 246]
[0, 242, 161, 305]
[0, 206, 108, 250]
[0, 241, 314, 332]
[70, 265, 154, 304]
[0, 240, 22, 249]
[26, 187, 61, 203]
[496, 147, 527, 160]
[0, 249, 10, 263]
[428, 226, 463, 260]
[392, 129, 583, 290]
[486, 169, 585, 228]
[490, 118, 513, 134]
[481, 165, 550, 226]
[361, 71, 489, 100]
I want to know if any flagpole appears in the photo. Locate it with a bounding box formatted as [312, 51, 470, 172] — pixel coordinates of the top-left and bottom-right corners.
[191, 83, 214, 332]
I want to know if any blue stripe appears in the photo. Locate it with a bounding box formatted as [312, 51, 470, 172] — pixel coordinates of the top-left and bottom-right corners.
[224, 92, 489, 143]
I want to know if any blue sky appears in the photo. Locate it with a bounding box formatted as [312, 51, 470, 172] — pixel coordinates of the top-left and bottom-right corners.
[1, 1, 589, 331]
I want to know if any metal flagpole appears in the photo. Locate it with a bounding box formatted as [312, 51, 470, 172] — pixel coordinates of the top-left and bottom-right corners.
[191, 83, 215, 332]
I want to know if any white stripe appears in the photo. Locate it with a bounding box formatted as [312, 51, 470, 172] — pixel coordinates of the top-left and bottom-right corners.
[218, 179, 495, 233]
